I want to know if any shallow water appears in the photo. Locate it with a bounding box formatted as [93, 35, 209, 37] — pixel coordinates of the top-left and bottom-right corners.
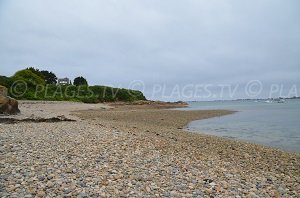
[183, 99, 300, 152]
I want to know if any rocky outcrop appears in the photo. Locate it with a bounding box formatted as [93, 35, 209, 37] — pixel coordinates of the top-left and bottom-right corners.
[0, 85, 7, 96]
[0, 85, 20, 115]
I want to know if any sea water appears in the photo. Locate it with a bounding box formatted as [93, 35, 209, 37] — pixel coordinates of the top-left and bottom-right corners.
[183, 99, 300, 152]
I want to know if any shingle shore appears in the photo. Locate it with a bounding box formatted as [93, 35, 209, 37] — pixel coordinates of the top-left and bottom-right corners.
[0, 101, 299, 197]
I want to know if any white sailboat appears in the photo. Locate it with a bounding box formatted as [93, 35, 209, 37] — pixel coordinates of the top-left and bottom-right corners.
[264, 100, 273, 103]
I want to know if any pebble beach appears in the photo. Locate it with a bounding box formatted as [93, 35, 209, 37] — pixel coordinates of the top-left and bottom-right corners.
[0, 101, 299, 197]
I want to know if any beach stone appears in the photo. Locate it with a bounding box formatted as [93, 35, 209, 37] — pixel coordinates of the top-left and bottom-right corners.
[7, 185, 16, 192]
[0, 86, 20, 115]
[79, 192, 88, 198]
[170, 191, 178, 196]
[203, 178, 213, 184]
[146, 186, 151, 192]
[79, 181, 86, 187]
[47, 175, 54, 180]
[0, 100, 299, 197]
[46, 181, 54, 188]
[247, 192, 258, 198]
[205, 188, 212, 194]
[15, 173, 22, 179]
[277, 186, 286, 194]
[38, 175, 45, 181]
[64, 188, 72, 194]
[36, 190, 45, 197]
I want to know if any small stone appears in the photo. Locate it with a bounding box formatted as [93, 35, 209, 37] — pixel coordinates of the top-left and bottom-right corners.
[205, 188, 212, 194]
[247, 192, 258, 198]
[79, 181, 86, 187]
[64, 188, 72, 194]
[146, 186, 151, 192]
[203, 178, 213, 184]
[7, 185, 16, 192]
[79, 192, 87, 198]
[36, 190, 45, 197]
[56, 179, 63, 186]
[15, 173, 22, 179]
[38, 175, 45, 181]
[266, 178, 273, 184]
[170, 191, 178, 196]
[46, 181, 54, 188]
[109, 169, 117, 174]
[277, 186, 286, 195]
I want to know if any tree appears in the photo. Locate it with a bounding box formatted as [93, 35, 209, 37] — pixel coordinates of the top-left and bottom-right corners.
[41, 70, 57, 84]
[13, 69, 45, 85]
[26, 67, 58, 84]
[26, 67, 44, 80]
[73, 76, 88, 86]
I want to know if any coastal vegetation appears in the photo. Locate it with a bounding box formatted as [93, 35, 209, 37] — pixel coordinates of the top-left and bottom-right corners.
[73, 76, 88, 86]
[0, 68, 146, 103]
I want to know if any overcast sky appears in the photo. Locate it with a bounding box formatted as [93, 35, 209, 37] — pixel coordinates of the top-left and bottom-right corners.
[0, 0, 299, 101]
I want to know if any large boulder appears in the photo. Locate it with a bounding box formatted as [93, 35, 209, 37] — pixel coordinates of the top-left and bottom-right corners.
[0, 85, 7, 96]
[0, 86, 20, 115]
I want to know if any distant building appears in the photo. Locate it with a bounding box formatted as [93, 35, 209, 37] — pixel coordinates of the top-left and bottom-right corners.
[57, 77, 71, 85]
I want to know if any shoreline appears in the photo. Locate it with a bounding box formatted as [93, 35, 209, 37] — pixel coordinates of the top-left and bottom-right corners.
[74, 103, 300, 196]
[1, 101, 299, 197]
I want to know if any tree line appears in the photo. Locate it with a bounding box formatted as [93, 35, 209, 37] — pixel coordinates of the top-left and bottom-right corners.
[26, 67, 88, 86]
[0, 67, 146, 103]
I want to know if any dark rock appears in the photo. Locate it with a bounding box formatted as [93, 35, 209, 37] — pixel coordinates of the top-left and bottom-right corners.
[38, 175, 45, 181]
[203, 178, 213, 184]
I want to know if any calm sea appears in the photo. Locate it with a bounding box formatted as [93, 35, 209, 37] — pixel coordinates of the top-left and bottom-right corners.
[182, 99, 300, 152]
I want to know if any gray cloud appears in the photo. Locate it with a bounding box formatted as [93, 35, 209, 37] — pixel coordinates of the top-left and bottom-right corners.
[0, 0, 299, 100]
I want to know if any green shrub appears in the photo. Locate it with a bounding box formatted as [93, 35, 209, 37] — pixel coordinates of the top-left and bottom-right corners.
[81, 96, 99, 103]
[0, 68, 147, 102]
[0, 75, 13, 88]
[13, 69, 45, 86]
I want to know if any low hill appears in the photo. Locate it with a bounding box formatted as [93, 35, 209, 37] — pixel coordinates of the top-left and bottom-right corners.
[0, 69, 146, 103]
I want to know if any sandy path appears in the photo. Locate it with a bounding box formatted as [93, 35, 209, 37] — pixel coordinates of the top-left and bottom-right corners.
[1, 100, 111, 120]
